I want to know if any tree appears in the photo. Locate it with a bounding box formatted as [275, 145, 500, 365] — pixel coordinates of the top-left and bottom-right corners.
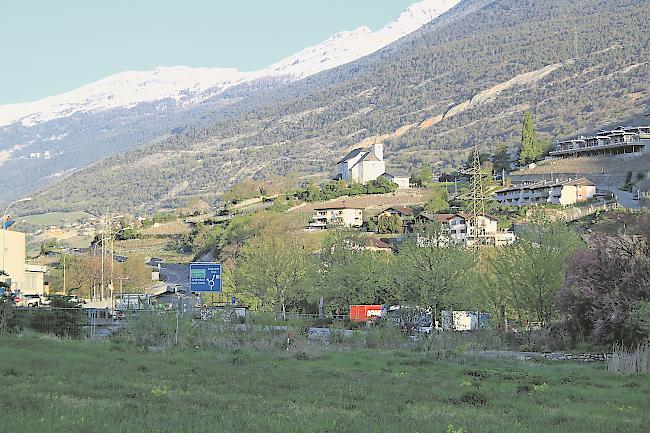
[319, 230, 392, 314]
[518, 112, 547, 165]
[235, 229, 314, 319]
[425, 187, 450, 213]
[471, 247, 510, 330]
[396, 223, 474, 323]
[377, 214, 403, 234]
[495, 221, 583, 326]
[491, 143, 511, 173]
[0, 270, 14, 335]
[559, 217, 650, 345]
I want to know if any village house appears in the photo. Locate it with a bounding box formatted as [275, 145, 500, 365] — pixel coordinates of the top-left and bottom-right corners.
[362, 238, 394, 253]
[336, 139, 410, 189]
[381, 173, 410, 189]
[309, 203, 364, 229]
[495, 177, 596, 207]
[549, 125, 650, 158]
[417, 212, 515, 247]
[379, 206, 414, 220]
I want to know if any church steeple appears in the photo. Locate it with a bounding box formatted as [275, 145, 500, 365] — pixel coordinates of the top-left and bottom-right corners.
[372, 134, 383, 161]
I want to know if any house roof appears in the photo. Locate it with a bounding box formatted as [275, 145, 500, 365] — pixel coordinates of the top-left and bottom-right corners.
[419, 212, 497, 222]
[314, 202, 365, 211]
[382, 173, 411, 179]
[337, 148, 365, 164]
[383, 206, 413, 216]
[366, 238, 393, 250]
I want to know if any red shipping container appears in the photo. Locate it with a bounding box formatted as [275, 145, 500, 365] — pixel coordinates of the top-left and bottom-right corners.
[350, 305, 384, 322]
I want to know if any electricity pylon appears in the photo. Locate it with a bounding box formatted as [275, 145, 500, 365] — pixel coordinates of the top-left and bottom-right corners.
[462, 144, 490, 248]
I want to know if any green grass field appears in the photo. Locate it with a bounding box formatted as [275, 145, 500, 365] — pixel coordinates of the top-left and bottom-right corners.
[20, 211, 95, 227]
[1, 335, 648, 433]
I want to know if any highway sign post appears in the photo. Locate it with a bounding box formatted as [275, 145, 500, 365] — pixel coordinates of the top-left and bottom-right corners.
[189, 262, 222, 293]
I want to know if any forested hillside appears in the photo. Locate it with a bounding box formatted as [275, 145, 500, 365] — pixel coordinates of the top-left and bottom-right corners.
[30, 0, 649, 214]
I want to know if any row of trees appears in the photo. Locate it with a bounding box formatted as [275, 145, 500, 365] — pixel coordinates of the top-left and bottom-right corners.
[195, 211, 650, 346]
[227, 216, 583, 329]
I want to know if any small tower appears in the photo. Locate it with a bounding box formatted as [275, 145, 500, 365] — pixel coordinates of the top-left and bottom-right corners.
[372, 134, 383, 161]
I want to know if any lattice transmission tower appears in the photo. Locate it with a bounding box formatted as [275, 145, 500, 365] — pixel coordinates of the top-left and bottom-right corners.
[462, 144, 490, 247]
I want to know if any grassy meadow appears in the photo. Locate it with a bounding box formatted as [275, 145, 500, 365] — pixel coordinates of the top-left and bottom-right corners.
[1, 335, 648, 433]
[20, 211, 95, 227]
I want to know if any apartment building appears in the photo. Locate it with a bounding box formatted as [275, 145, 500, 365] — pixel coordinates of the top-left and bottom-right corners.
[495, 177, 596, 207]
[309, 204, 364, 229]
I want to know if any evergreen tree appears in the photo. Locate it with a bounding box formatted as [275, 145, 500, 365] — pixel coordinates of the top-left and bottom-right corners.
[519, 112, 539, 165]
[492, 143, 511, 173]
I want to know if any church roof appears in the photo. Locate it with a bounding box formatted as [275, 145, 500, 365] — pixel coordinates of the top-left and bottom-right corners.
[359, 151, 380, 162]
[337, 148, 365, 164]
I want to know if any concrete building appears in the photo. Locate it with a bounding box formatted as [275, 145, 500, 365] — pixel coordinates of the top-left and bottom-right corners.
[0, 230, 47, 295]
[309, 204, 364, 229]
[1, 229, 26, 292]
[549, 126, 650, 158]
[495, 177, 596, 206]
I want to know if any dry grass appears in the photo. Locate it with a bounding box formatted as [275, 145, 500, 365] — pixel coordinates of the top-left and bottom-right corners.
[290, 189, 429, 216]
[607, 342, 650, 374]
[139, 221, 192, 236]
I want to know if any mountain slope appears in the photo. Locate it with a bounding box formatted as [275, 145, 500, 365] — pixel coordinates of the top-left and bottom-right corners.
[0, 0, 459, 205]
[29, 0, 650, 214]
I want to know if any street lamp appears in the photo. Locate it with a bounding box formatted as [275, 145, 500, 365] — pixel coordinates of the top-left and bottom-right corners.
[61, 249, 73, 295]
[1, 197, 32, 284]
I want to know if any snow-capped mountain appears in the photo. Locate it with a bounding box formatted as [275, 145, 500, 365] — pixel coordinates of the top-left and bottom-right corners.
[0, 0, 460, 128]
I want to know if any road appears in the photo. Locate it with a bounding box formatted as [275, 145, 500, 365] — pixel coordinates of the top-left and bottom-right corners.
[158, 262, 190, 290]
[613, 188, 641, 209]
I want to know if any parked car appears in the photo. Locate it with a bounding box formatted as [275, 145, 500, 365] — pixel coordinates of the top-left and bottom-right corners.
[14, 294, 41, 307]
[67, 295, 84, 307]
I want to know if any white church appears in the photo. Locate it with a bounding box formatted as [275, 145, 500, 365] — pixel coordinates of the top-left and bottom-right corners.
[336, 140, 410, 189]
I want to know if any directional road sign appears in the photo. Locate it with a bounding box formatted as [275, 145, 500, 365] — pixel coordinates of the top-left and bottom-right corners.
[189, 262, 222, 293]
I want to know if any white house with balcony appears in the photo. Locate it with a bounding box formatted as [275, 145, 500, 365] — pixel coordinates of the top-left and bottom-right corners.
[309, 203, 364, 229]
[495, 177, 596, 207]
[417, 212, 515, 247]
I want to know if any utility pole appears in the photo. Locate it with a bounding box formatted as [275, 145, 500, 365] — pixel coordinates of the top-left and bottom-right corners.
[100, 213, 105, 301]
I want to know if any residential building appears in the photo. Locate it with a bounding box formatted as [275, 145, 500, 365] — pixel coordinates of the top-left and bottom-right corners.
[24, 265, 47, 296]
[309, 203, 364, 229]
[495, 177, 597, 206]
[417, 213, 515, 247]
[382, 173, 410, 189]
[549, 126, 650, 158]
[362, 238, 394, 253]
[379, 206, 414, 220]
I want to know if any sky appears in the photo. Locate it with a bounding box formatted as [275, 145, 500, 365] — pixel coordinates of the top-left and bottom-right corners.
[0, 0, 414, 104]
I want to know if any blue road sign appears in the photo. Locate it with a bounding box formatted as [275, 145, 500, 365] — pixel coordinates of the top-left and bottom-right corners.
[189, 262, 222, 293]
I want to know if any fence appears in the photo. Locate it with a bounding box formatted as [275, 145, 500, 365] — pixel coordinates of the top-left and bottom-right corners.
[3, 307, 115, 339]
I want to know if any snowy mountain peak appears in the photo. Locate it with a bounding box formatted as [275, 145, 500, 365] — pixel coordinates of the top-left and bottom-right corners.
[0, 0, 461, 127]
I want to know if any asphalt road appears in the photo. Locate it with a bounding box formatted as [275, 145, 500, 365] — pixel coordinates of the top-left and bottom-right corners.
[158, 262, 190, 289]
[613, 188, 641, 209]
